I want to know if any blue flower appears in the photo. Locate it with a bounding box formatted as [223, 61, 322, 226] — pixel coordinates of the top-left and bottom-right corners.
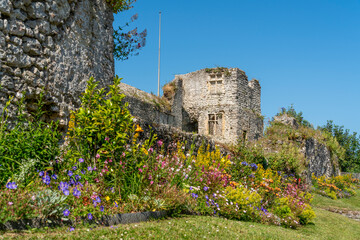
[68, 170, 73, 177]
[42, 175, 51, 185]
[6, 182, 17, 189]
[79, 158, 84, 163]
[250, 163, 258, 170]
[88, 213, 93, 220]
[39, 171, 44, 177]
[95, 196, 101, 203]
[75, 175, 81, 181]
[59, 181, 69, 191]
[87, 166, 93, 172]
[73, 188, 81, 197]
[100, 205, 104, 212]
[205, 195, 209, 200]
[69, 227, 75, 232]
[241, 161, 248, 166]
[189, 186, 193, 191]
[72, 166, 77, 171]
[81, 169, 86, 174]
[63, 189, 70, 196]
[203, 186, 209, 191]
[69, 179, 75, 186]
[63, 209, 70, 217]
[51, 174, 57, 180]
[114, 201, 118, 208]
[249, 174, 255, 178]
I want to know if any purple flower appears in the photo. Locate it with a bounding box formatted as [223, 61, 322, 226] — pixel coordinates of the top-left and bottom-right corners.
[39, 171, 44, 177]
[69, 227, 75, 232]
[51, 174, 57, 180]
[6, 182, 17, 190]
[250, 163, 258, 170]
[81, 169, 86, 174]
[59, 182, 69, 191]
[95, 196, 101, 203]
[78, 158, 84, 163]
[42, 175, 51, 185]
[75, 175, 81, 181]
[69, 179, 75, 186]
[100, 205, 104, 212]
[205, 195, 209, 200]
[63, 209, 70, 217]
[203, 186, 209, 191]
[114, 201, 118, 207]
[88, 213, 93, 220]
[63, 189, 70, 196]
[241, 161, 248, 166]
[73, 188, 81, 197]
[249, 174, 255, 178]
[72, 166, 77, 171]
[68, 170, 73, 177]
[87, 166, 93, 172]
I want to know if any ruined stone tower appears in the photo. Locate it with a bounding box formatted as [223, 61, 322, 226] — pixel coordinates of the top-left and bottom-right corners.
[167, 68, 263, 144]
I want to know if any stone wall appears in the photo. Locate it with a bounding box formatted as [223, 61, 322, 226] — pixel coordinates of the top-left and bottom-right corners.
[305, 138, 340, 179]
[119, 82, 176, 126]
[0, 0, 114, 128]
[135, 118, 232, 156]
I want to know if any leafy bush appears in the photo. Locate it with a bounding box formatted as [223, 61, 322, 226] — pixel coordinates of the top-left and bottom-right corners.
[0, 92, 61, 186]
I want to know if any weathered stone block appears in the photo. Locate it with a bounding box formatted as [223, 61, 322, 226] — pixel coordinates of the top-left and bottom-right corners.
[0, 0, 12, 15]
[28, 2, 47, 19]
[8, 20, 25, 36]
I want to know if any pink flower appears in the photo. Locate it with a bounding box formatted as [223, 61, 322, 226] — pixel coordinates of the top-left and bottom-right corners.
[122, 152, 126, 157]
[139, 168, 143, 173]
[105, 137, 109, 141]
[108, 159, 112, 163]
[148, 175, 152, 180]
[161, 161, 165, 168]
[157, 140, 163, 147]
[94, 178, 99, 183]
[150, 181, 154, 185]
[8, 202, 13, 206]
[148, 148, 154, 153]
[96, 154, 100, 159]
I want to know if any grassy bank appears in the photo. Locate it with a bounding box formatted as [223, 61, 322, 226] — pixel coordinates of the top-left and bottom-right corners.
[2, 204, 359, 240]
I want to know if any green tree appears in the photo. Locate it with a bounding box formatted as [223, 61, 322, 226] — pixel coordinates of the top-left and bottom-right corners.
[319, 120, 360, 172]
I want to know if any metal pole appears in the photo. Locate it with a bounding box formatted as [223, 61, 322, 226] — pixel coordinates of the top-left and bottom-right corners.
[157, 11, 161, 97]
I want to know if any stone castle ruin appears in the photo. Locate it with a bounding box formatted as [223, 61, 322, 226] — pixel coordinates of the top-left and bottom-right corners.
[121, 68, 263, 145]
[0, 0, 262, 145]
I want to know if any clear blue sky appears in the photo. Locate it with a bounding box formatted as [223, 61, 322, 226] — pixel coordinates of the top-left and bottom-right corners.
[114, 0, 360, 134]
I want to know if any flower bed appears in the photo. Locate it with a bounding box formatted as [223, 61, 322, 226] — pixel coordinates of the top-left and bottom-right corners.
[0, 78, 324, 231]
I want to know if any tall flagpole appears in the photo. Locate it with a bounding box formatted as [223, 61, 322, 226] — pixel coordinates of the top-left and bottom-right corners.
[157, 11, 161, 97]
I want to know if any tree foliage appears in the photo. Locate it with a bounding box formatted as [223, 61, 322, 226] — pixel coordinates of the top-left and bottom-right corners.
[113, 13, 147, 61]
[319, 121, 360, 172]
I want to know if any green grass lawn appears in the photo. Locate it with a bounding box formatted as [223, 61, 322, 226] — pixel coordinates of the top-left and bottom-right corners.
[1, 209, 359, 240]
[312, 189, 360, 211]
[1, 191, 360, 240]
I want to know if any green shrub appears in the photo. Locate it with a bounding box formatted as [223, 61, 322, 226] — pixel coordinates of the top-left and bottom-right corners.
[0, 92, 61, 186]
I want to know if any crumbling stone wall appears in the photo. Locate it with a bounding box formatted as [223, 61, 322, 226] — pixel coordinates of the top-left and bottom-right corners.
[119, 82, 176, 126]
[0, 0, 114, 127]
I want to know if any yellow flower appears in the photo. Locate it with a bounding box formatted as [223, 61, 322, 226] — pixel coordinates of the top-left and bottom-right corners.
[135, 125, 143, 132]
[105, 196, 110, 201]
